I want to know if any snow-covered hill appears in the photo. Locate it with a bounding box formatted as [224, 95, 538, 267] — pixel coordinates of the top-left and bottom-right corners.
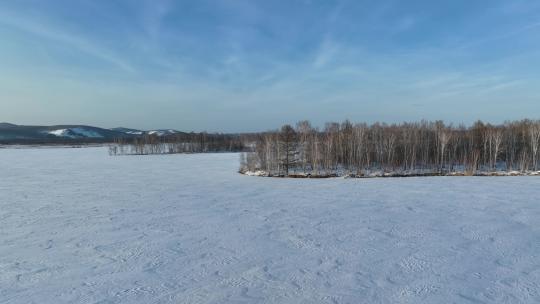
[0, 123, 184, 142]
[147, 129, 180, 136]
[109, 127, 144, 135]
[111, 127, 183, 137]
[0, 123, 135, 142]
[45, 127, 104, 138]
[112, 128, 181, 136]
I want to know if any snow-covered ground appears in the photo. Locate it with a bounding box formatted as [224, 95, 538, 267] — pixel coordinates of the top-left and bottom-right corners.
[1, 147, 539, 304]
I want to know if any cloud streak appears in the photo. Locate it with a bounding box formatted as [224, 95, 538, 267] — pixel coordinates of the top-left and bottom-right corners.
[457, 20, 540, 50]
[0, 10, 135, 72]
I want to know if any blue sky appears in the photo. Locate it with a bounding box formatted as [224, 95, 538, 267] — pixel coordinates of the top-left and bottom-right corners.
[0, 0, 539, 132]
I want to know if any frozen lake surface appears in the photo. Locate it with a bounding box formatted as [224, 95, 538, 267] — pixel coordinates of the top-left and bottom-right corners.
[1, 147, 539, 303]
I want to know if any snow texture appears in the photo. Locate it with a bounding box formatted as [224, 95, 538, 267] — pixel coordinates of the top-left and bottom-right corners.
[147, 130, 178, 136]
[125, 131, 143, 135]
[1, 147, 539, 303]
[45, 128, 103, 138]
[47, 129, 72, 137]
[70, 127, 104, 138]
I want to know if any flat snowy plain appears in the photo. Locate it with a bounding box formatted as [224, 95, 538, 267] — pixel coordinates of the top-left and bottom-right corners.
[1, 147, 539, 304]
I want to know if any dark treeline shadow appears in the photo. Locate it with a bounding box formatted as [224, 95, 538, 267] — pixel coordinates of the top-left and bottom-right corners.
[239, 119, 540, 177]
[109, 132, 253, 155]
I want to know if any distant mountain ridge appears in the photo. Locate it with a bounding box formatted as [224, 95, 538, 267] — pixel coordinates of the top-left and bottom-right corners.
[0, 123, 187, 143]
[0, 122, 18, 128]
[110, 127, 185, 136]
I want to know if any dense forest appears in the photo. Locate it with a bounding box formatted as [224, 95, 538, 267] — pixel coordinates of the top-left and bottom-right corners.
[109, 132, 248, 155]
[240, 119, 540, 177]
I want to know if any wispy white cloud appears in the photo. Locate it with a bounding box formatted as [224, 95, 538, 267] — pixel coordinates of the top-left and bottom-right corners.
[1, 0, 539, 130]
[0, 10, 135, 72]
[312, 38, 340, 69]
[139, 0, 174, 39]
[392, 16, 417, 33]
[456, 20, 540, 50]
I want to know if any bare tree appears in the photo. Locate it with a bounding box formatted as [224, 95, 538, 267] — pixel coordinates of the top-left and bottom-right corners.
[487, 127, 503, 171]
[279, 125, 298, 175]
[242, 119, 540, 177]
[529, 121, 540, 171]
[296, 120, 313, 174]
[436, 122, 452, 173]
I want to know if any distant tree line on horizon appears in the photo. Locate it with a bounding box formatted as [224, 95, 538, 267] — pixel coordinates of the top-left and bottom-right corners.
[109, 132, 248, 155]
[240, 119, 540, 177]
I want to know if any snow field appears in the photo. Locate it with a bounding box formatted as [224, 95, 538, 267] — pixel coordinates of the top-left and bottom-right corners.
[0, 147, 539, 303]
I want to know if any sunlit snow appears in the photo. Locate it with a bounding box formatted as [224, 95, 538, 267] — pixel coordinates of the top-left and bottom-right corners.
[1, 147, 539, 303]
[45, 128, 103, 138]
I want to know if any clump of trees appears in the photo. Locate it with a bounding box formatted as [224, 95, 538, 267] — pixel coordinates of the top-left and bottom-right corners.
[240, 119, 540, 177]
[109, 132, 246, 155]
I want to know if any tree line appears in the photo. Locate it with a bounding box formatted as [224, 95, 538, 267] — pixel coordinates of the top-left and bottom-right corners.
[240, 119, 540, 177]
[109, 132, 247, 155]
